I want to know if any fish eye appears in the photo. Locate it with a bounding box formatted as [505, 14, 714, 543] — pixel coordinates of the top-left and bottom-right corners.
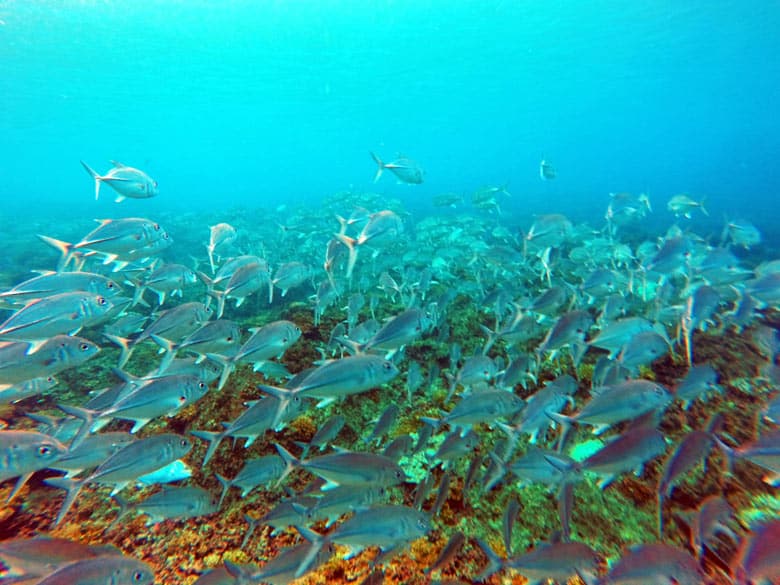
[98, 296, 107, 305]
[180, 439, 188, 447]
[227, 336, 233, 342]
[80, 343, 91, 351]
[282, 337, 288, 343]
[154, 223, 160, 230]
[38, 445, 52, 456]
[47, 376, 55, 382]
[107, 282, 116, 289]
[133, 571, 145, 582]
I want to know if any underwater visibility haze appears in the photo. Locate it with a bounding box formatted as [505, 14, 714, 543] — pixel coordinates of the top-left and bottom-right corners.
[1, 1, 780, 584]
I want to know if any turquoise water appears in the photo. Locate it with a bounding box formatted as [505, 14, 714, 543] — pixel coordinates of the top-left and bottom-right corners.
[2, 3, 780, 583]
[2, 1, 779, 227]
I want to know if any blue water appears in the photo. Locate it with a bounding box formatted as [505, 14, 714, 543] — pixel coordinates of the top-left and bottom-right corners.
[2, 1, 779, 233]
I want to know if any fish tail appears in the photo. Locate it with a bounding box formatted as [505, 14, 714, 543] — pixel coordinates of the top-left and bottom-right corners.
[150, 334, 177, 371]
[80, 160, 102, 200]
[224, 560, 254, 580]
[713, 435, 736, 474]
[56, 403, 96, 449]
[103, 333, 133, 369]
[44, 476, 86, 527]
[190, 429, 226, 467]
[370, 151, 384, 182]
[273, 442, 301, 487]
[37, 234, 75, 271]
[215, 473, 231, 508]
[259, 384, 297, 430]
[700, 197, 709, 216]
[292, 525, 327, 578]
[334, 232, 359, 279]
[205, 352, 235, 391]
[473, 538, 504, 581]
[206, 244, 216, 274]
[241, 514, 261, 549]
[546, 411, 573, 452]
[109, 493, 131, 530]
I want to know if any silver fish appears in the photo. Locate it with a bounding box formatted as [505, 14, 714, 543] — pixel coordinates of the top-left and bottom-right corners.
[216, 454, 286, 505]
[81, 160, 158, 202]
[275, 444, 407, 490]
[45, 433, 192, 526]
[0, 271, 122, 308]
[371, 152, 424, 184]
[206, 222, 238, 274]
[115, 485, 219, 526]
[0, 339, 93, 393]
[34, 554, 155, 585]
[0, 430, 68, 503]
[39, 217, 171, 270]
[0, 292, 113, 349]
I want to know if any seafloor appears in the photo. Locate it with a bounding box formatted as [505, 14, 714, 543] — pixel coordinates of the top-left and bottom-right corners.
[0, 204, 778, 585]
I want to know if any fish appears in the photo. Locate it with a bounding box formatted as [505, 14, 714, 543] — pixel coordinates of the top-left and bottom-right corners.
[45, 433, 193, 526]
[616, 330, 669, 371]
[154, 319, 241, 371]
[550, 379, 672, 447]
[674, 363, 722, 409]
[370, 152, 424, 184]
[295, 414, 346, 458]
[425, 531, 465, 575]
[501, 375, 577, 444]
[475, 539, 600, 583]
[0, 292, 114, 349]
[0, 375, 58, 405]
[722, 218, 762, 249]
[191, 394, 305, 465]
[93, 373, 209, 433]
[336, 210, 405, 278]
[539, 159, 556, 180]
[0, 430, 68, 503]
[135, 263, 198, 306]
[577, 425, 668, 489]
[422, 389, 524, 435]
[110, 301, 213, 367]
[717, 429, 780, 486]
[274, 444, 407, 490]
[32, 554, 155, 585]
[0, 271, 123, 308]
[294, 505, 431, 576]
[39, 217, 171, 271]
[114, 485, 219, 526]
[206, 223, 238, 274]
[365, 404, 400, 446]
[299, 485, 389, 527]
[81, 160, 158, 202]
[216, 454, 286, 505]
[271, 261, 312, 301]
[601, 543, 704, 585]
[260, 354, 399, 411]
[0, 536, 120, 579]
[667, 194, 708, 218]
[730, 519, 780, 585]
[48, 431, 136, 478]
[206, 259, 270, 317]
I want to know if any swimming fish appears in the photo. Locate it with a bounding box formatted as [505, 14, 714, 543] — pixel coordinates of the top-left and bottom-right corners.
[370, 152, 424, 184]
[81, 160, 158, 202]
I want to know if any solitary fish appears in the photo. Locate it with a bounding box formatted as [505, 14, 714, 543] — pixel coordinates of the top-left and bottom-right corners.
[370, 152, 424, 184]
[81, 160, 158, 202]
[539, 159, 556, 180]
[667, 194, 708, 218]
